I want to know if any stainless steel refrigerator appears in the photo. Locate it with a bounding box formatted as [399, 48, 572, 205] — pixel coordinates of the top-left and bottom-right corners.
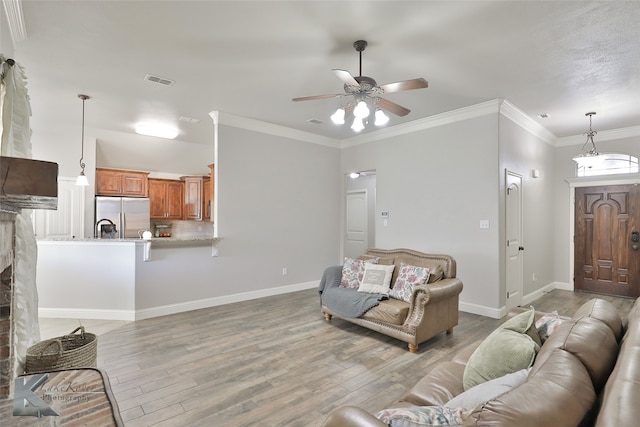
[95, 197, 151, 239]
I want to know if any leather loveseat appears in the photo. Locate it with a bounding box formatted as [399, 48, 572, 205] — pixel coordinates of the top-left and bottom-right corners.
[319, 248, 463, 352]
[323, 297, 640, 427]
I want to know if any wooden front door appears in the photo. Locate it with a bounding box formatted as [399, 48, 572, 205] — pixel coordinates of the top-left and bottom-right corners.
[575, 185, 640, 298]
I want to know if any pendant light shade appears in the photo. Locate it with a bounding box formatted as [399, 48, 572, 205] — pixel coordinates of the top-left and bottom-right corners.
[76, 94, 90, 186]
[572, 112, 603, 168]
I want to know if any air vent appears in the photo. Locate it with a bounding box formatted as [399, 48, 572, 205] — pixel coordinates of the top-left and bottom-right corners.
[144, 74, 175, 86]
[307, 118, 324, 125]
[179, 116, 200, 123]
[538, 113, 550, 119]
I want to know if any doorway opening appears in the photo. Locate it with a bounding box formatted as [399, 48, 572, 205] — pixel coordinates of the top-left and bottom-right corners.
[344, 171, 376, 259]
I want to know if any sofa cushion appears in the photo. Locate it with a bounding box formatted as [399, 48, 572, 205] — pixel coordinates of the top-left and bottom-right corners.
[532, 316, 618, 392]
[466, 348, 596, 427]
[357, 263, 395, 295]
[340, 257, 377, 289]
[375, 406, 468, 427]
[444, 368, 529, 410]
[389, 263, 430, 302]
[572, 298, 623, 341]
[462, 308, 541, 390]
[401, 361, 467, 406]
[362, 298, 410, 325]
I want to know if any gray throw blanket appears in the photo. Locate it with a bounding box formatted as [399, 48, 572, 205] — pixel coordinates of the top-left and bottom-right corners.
[318, 265, 387, 318]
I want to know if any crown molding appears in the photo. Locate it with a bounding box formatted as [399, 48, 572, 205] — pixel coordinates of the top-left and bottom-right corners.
[2, 0, 27, 46]
[499, 99, 557, 145]
[556, 124, 640, 147]
[339, 99, 502, 149]
[217, 112, 339, 148]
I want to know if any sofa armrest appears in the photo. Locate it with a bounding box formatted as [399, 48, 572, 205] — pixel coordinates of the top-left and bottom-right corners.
[322, 406, 387, 427]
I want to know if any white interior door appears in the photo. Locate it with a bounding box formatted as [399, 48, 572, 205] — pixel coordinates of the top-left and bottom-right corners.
[505, 170, 523, 311]
[33, 177, 85, 239]
[345, 190, 368, 259]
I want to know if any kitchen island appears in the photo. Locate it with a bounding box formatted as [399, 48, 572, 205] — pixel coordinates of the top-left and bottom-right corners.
[36, 237, 220, 321]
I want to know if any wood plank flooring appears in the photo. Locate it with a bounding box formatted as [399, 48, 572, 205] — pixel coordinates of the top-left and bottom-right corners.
[89, 290, 633, 426]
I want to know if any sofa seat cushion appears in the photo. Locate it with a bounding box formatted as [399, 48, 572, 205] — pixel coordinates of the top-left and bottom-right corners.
[362, 298, 410, 325]
[400, 361, 466, 407]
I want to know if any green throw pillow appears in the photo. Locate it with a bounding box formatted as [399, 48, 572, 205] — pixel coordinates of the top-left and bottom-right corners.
[462, 308, 541, 390]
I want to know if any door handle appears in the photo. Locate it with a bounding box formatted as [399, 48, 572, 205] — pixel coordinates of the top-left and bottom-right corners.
[518, 246, 524, 251]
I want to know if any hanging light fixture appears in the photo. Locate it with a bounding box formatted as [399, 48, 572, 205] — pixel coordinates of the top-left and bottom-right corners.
[330, 107, 345, 125]
[374, 109, 389, 126]
[572, 112, 603, 168]
[76, 94, 90, 186]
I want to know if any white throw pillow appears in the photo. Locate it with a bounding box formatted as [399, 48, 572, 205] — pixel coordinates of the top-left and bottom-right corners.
[444, 368, 530, 410]
[357, 264, 395, 295]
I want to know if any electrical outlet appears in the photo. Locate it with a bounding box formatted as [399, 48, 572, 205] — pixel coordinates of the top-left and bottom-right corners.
[282, 267, 288, 276]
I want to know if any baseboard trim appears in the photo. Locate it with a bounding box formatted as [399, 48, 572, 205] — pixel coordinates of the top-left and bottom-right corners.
[135, 280, 320, 320]
[459, 301, 503, 319]
[39, 308, 136, 321]
[522, 282, 557, 306]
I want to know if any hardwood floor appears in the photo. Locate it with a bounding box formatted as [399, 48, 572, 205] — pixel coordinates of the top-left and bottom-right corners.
[66, 290, 638, 426]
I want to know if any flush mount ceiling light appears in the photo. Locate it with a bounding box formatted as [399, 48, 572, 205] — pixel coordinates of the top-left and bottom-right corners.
[76, 94, 90, 186]
[135, 123, 179, 139]
[293, 40, 428, 132]
[572, 112, 603, 168]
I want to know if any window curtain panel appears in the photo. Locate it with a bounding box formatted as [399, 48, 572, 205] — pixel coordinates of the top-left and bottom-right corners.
[1, 55, 41, 376]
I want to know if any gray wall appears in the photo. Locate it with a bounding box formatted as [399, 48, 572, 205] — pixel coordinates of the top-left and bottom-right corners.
[498, 115, 556, 305]
[341, 114, 502, 311]
[134, 124, 341, 309]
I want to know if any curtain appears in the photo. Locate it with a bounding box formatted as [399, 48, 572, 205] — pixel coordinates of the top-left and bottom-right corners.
[1, 54, 41, 376]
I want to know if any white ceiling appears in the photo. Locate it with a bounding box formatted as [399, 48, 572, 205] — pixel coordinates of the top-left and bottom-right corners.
[6, 1, 640, 149]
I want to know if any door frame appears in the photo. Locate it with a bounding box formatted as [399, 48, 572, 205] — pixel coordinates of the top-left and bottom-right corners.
[567, 175, 640, 291]
[505, 170, 524, 311]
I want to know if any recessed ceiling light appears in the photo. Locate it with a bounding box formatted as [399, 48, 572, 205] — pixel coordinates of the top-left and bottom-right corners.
[538, 113, 550, 119]
[135, 123, 179, 139]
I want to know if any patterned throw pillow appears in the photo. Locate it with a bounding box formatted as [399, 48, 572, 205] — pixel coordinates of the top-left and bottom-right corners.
[340, 257, 378, 289]
[389, 262, 430, 302]
[376, 406, 468, 426]
[535, 310, 565, 342]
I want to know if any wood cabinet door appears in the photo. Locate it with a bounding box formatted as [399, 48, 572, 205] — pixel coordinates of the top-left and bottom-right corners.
[166, 181, 184, 219]
[95, 169, 123, 196]
[148, 179, 167, 219]
[183, 177, 203, 220]
[122, 173, 148, 197]
[203, 176, 212, 222]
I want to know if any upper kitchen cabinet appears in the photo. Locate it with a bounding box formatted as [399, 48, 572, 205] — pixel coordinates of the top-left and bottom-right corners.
[96, 168, 149, 197]
[181, 176, 205, 221]
[149, 178, 183, 220]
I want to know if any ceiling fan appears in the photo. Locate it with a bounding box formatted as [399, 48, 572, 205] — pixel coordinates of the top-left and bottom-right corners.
[292, 40, 428, 129]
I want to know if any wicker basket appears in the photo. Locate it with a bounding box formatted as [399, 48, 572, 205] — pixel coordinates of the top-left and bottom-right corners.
[25, 326, 97, 373]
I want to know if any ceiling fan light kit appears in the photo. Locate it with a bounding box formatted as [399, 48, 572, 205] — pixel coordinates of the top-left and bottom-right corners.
[293, 40, 428, 132]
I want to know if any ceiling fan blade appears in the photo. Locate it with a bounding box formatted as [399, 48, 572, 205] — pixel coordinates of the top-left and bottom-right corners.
[376, 98, 411, 117]
[292, 93, 345, 102]
[332, 69, 360, 87]
[379, 78, 428, 94]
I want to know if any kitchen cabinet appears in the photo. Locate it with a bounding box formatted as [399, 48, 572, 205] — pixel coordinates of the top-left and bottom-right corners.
[203, 175, 212, 222]
[181, 176, 204, 221]
[148, 178, 183, 219]
[96, 168, 148, 197]
[206, 164, 215, 222]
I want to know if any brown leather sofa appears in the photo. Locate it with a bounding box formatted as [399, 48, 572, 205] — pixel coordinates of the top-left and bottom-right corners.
[323, 297, 640, 427]
[321, 248, 463, 352]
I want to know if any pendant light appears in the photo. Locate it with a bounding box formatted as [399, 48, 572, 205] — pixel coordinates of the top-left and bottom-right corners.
[76, 94, 90, 186]
[572, 112, 603, 168]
